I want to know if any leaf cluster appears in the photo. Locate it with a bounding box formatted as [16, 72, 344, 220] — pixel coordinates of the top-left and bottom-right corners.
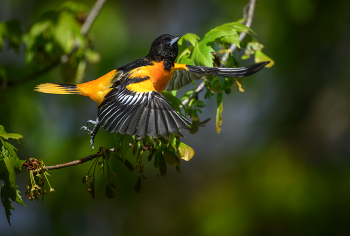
[0, 125, 25, 226]
[177, 21, 274, 134]
[0, 2, 101, 85]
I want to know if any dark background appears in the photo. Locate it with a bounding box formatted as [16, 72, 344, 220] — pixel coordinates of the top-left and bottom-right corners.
[1, 0, 350, 235]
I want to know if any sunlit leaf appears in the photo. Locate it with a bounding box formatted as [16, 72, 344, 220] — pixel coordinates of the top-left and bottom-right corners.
[176, 142, 195, 161]
[233, 78, 245, 92]
[191, 40, 214, 67]
[179, 33, 200, 47]
[0, 125, 23, 141]
[216, 92, 223, 134]
[255, 51, 274, 68]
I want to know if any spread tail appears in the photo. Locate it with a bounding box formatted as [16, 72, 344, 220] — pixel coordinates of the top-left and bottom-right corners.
[35, 83, 80, 95]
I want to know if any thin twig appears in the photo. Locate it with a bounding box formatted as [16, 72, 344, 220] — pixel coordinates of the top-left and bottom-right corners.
[181, 0, 258, 107]
[180, 80, 206, 109]
[81, 0, 107, 36]
[3, 0, 106, 89]
[45, 148, 115, 171]
[24, 148, 115, 173]
[221, 0, 257, 63]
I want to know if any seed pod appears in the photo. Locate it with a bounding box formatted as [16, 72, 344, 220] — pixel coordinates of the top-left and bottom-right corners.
[134, 176, 142, 193]
[124, 159, 134, 171]
[159, 154, 167, 177]
[105, 185, 115, 199]
[82, 174, 88, 185]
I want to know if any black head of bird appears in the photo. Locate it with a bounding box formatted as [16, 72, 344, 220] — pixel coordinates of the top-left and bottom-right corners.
[147, 34, 181, 69]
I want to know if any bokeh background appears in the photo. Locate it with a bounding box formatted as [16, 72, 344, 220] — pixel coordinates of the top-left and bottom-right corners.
[1, 0, 350, 235]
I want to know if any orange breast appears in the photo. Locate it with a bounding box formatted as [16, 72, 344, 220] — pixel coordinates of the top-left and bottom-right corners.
[128, 61, 174, 93]
[148, 61, 174, 92]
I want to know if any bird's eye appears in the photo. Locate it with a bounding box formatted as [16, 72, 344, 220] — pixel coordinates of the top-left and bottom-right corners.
[162, 39, 166, 44]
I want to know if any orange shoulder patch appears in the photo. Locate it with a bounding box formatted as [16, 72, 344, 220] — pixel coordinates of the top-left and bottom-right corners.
[126, 79, 155, 93]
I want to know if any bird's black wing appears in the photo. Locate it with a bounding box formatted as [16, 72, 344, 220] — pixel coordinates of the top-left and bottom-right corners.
[165, 61, 269, 91]
[98, 86, 208, 139]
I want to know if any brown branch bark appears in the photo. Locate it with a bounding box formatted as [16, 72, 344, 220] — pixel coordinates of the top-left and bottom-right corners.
[3, 0, 106, 89]
[45, 148, 115, 171]
[23, 148, 115, 173]
[181, 0, 258, 107]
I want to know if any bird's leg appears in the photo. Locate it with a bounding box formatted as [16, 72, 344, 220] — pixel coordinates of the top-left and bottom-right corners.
[81, 118, 100, 150]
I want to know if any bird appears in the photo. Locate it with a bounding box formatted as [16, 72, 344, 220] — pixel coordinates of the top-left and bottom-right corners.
[35, 34, 269, 149]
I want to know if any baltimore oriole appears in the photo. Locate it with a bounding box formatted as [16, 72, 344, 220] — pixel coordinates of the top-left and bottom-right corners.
[35, 34, 269, 149]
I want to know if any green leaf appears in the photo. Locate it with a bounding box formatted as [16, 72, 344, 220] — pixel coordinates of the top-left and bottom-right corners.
[176, 46, 194, 64]
[0, 125, 23, 141]
[159, 153, 167, 177]
[0, 20, 23, 52]
[161, 91, 182, 113]
[255, 51, 274, 68]
[154, 148, 161, 168]
[233, 78, 245, 92]
[1, 183, 15, 226]
[191, 40, 214, 67]
[162, 148, 181, 166]
[216, 92, 223, 134]
[15, 190, 25, 206]
[179, 33, 200, 47]
[220, 34, 240, 48]
[53, 11, 78, 53]
[175, 141, 195, 161]
[147, 151, 155, 162]
[85, 49, 101, 64]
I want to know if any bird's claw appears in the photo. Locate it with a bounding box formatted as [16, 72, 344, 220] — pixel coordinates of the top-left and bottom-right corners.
[80, 126, 92, 134]
[81, 118, 100, 151]
[87, 120, 98, 126]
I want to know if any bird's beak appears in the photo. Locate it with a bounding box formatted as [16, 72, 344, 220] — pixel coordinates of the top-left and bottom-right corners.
[170, 35, 182, 46]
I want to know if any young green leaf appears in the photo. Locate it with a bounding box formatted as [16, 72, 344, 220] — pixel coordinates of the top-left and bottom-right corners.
[255, 51, 274, 68]
[0, 125, 23, 141]
[191, 40, 214, 67]
[180, 33, 200, 47]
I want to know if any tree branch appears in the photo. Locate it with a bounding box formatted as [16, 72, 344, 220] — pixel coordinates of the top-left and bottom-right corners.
[181, 0, 258, 107]
[24, 148, 115, 173]
[3, 0, 106, 89]
[45, 147, 115, 171]
[81, 0, 107, 36]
